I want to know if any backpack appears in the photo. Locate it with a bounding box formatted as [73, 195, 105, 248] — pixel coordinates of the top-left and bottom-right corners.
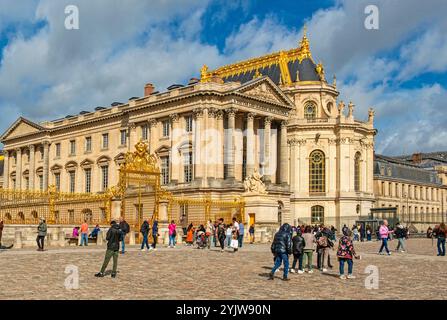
[317, 235, 328, 247]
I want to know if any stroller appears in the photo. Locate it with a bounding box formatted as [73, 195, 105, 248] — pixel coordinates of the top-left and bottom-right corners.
[196, 231, 207, 249]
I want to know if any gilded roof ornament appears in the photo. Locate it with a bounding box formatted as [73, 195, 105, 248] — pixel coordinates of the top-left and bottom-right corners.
[315, 61, 326, 81]
[332, 74, 337, 87]
[200, 64, 210, 83]
[297, 24, 312, 62]
[253, 69, 262, 79]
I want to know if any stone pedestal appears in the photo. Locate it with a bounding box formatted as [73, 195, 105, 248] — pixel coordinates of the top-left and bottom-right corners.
[97, 231, 103, 246]
[129, 231, 136, 245]
[111, 199, 122, 221]
[243, 193, 279, 243]
[59, 231, 66, 247]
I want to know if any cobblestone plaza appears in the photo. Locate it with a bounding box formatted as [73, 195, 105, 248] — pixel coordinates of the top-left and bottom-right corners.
[0, 238, 444, 300]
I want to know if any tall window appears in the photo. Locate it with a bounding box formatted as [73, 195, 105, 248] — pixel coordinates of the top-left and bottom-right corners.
[141, 125, 148, 140]
[12, 178, 16, 190]
[185, 115, 193, 133]
[304, 102, 316, 120]
[69, 171, 76, 193]
[161, 156, 170, 185]
[25, 177, 30, 190]
[70, 140, 76, 155]
[354, 152, 361, 192]
[311, 205, 324, 224]
[40, 147, 44, 160]
[309, 150, 325, 194]
[54, 173, 61, 191]
[68, 210, 75, 224]
[183, 152, 193, 183]
[162, 120, 170, 137]
[85, 137, 92, 152]
[120, 130, 127, 146]
[39, 175, 43, 191]
[102, 133, 109, 149]
[101, 166, 109, 191]
[85, 169, 92, 193]
[55, 143, 61, 158]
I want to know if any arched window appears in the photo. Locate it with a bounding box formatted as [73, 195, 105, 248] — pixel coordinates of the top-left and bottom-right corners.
[309, 150, 325, 194]
[304, 102, 316, 120]
[83, 209, 93, 224]
[311, 206, 324, 224]
[354, 152, 361, 192]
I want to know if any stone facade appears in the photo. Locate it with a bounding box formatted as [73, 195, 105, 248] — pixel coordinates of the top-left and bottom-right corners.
[2, 31, 443, 235]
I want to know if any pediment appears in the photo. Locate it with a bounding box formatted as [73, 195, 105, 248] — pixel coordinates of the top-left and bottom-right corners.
[0, 117, 45, 141]
[234, 77, 294, 108]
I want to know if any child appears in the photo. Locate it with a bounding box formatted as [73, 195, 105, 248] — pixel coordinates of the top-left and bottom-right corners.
[337, 229, 360, 279]
[231, 229, 239, 252]
[291, 229, 305, 274]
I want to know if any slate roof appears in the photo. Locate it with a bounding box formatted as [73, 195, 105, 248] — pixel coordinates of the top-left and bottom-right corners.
[374, 154, 442, 186]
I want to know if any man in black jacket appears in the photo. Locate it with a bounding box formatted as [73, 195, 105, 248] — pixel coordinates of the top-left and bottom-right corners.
[95, 221, 122, 278]
[269, 223, 292, 281]
[290, 228, 305, 273]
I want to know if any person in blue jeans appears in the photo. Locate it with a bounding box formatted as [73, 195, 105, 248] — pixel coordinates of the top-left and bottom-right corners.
[140, 219, 150, 251]
[435, 223, 446, 256]
[269, 223, 292, 281]
[238, 222, 245, 248]
[119, 217, 130, 254]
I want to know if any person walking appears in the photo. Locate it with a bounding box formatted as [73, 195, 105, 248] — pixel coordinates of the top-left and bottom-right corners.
[238, 221, 245, 248]
[186, 223, 194, 246]
[366, 225, 372, 241]
[301, 226, 316, 273]
[118, 217, 130, 254]
[140, 219, 150, 252]
[152, 220, 159, 251]
[436, 223, 446, 256]
[225, 224, 233, 248]
[394, 222, 407, 253]
[95, 221, 121, 278]
[269, 223, 292, 281]
[80, 220, 89, 246]
[249, 224, 255, 244]
[217, 218, 226, 252]
[290, 228, 305, 274]
[337, 229, 359, 279]
[168, 220, 177, 248]
[378, 219, 392, 255]
[36, 218, 47, 251]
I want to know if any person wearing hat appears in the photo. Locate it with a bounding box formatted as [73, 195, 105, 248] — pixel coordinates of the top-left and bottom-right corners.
[36, 218, 47, 251]
[95, 220, 121, 278]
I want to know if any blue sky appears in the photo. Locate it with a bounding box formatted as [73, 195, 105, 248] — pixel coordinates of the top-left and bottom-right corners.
[0, 0, 446, 156]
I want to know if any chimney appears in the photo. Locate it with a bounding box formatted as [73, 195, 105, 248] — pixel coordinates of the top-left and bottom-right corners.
[412, 153, 422, 164]
[144, 83, 155, 96]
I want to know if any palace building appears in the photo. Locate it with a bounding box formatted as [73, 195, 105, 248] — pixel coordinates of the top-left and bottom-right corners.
[0, 30, 445, 236]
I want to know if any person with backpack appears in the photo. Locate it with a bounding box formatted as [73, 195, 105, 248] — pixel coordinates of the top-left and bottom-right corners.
[95, 220, 121, 278]
[140, 219, 150, 252]
[394, 222, 407, 253]
[290, 228, 305, 274]
[269, 223, 292, 281]
[337, 228, 359, 279]
[302, 225, 316, 273]
[36, 218, 47, 251]
[168, 220, 177, 248]
[317, 226, 333, 272]
[119, 216, 130, 254]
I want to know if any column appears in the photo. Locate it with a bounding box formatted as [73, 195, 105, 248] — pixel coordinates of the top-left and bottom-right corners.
[16, 148, 22, 190]
[29, 145, 35, 190]
[202, 108, 209, 186]
[280, 120, 288, 185]
[149, 119, 158, 154]
[263, 117, 272, 183]
[170, 113, 180, 183]
[246, 113, 256, 177]
[43, 141, 50, 191]
[289, 139, 297, 193]
[226, 108, 236, 180]
[207, 108, 217, 180]
[128, 122, 137, 151]
[3, 150, 9, 189]
[193, 108, 204, 181]
[216, 110, 224, 179]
